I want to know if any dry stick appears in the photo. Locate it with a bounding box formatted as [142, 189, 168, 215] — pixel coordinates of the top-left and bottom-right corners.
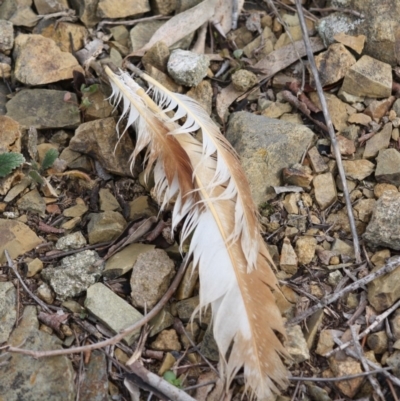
[289, 256, 400, 326]
[309, 7, 365, 18]
[325, 296, 400, 357]
[295, 0, 361, 263]
[350, 325, 385, 400]
[98, 15, 170, 30]
[289, 368, 393, 382]
[3, 255, 189, 358]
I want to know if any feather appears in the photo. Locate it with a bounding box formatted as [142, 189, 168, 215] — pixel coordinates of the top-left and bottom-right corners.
[104, 66, 289, 399]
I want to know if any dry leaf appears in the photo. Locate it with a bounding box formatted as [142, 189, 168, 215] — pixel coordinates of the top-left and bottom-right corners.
[212, 0, 245, 33]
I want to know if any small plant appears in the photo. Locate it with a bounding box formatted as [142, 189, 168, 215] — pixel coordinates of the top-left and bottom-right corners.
[163, 371, 182, 388]
[81, 83, 99, 94]
[0, 152, 25, 178]
[29, 148, 59, 184]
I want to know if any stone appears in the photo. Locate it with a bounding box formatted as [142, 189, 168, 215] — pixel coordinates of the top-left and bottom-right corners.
[311, 43, 356, 87]
[69, 117, 136, 177]
[371, 249, 391, 267]
[334, 31, 365, 54]
[0, 306, 75, 401]
[364, 192, 400, 250]
[130, 249, 175, 309]
[305, 309, 324, 350]
[0, 0, 37, 27]
[354, 198, 376, 223]
[342, 159, 375, 180]
[334, 135, 356, 156]
[81, 86, 114, 121]
[313, 172, 337, 210]
[176, 262, 198, 300]
[375, 148, 400, 185]
[326, 207, 366, 236]
[367, 331, 388, 354]
[231, 69, 258, 92]
[63, 203, 88, 218]
[142, 41, 170, 73]
[151, 0, 176, 15]
[151, 329, 181, 351]
[129, 195, 158, 220]
[328, 355, 363, 397]
[176, 296, 200, 321]
[0, 19, 13, 54]
[200, 325, 219, 361]
[341, 55, 392, 98]
[85, 283, 143, 345]
[0, 219, 42, 263]
[14, 34, 83, 85]
[6, 89, 80, 130]
[146, 65, 183, 93]
[295, 236, 317, 265]
[226, 112, 315, 204]
[328, 270, 343, 287]
[243, 26, 276, 59]
[37, 282, 54, 304]
[282, 165, 313, 188]
[130, 20, 164, 53]
[374, 183, 398, 198]
[149, 309, 174, 337]
[55, 232, 87, 250]
[68, 0, 100, 27]
[316, 329, 343, 356]
[261, 101, 292, 119]
[41, 250, 104, 300]
[99, 188, 120, 211]
[364, 97, 395, 121]
[87, 211, 126, 244]
[363, 122, 392, 158]
[309, 92, 348, 131]
[282, 192, 299, 214]
[168, 49, 209, 87]
[284, 324, 310, 363]
[97, 0, 150, 18]
[186, 80, 213, 115]
[280, 237, 298, 275]
[331, 238, 354, 259]
[0, 282, 17, 343]
[16, 188, 46, 216]
[347, 113, 372, 125]
[27, 258, 43, 277]
[33, 0, 68, 14]
[158, 353, 176, 376]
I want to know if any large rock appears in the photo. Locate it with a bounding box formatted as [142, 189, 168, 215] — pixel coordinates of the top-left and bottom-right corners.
[317, 0, 400, 66]
[97, 0, 150, 19]
[0, 282, 17, 343]
[13, 34, 83, 85]
[364, 191, 400, 250]
[225, 112, 315, 204]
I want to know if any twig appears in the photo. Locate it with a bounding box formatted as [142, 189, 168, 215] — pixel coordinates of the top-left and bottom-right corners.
[231, 0, 239, 30]
[289, 368, 393, 382]
[3, 255, 189, 358]
[274, 0, 318, 22]
[295, 0, 361, 263]
[350, 325, 385, 400]
[289, 256, 400, 326]
[309, 7, 365, 18]
[98, 15, 170, 30]
[346, 291, 367, 326]
[5, 250, 53, 314]
[325, 297, 400, 357]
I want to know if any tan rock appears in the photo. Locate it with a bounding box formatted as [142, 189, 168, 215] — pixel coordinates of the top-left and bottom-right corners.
[0, 116, 22, 154]
[151, 329, 181, 351]
[295, 236, 317, 265]
[33, 0, 69, 14]
[283, 193, 299, 214]
[0, 19, 14, 54]
[367, 331, 388, 354]
[334, 135, 355, 156]
[0, 0, 37, 27]
[262, 101, 292, 119]
[142, 41, 170, 73]
[284, 324, 310, 363]
[151, 0, 176, 15]
[342, 159, 375, 180]
[68, 0, 101, 27]
[14, 34, 83, 85]
[354, 199, 376, 223]
[282, 165, 313, 188]
[316, 329, 343, 356]
[371, 249, 391, 268]
[374, 183, 398, 198]
[0, 63, 11, 78]
[97, 0, 150, 19]
[186, 80, 213, 115]
[307, 146, 328, 174]
[347, 113, 372, 126]
[334, 32, 366, 54]
[313, 172, 337, 210]
[27, 258, 43, 277]
[364, 96, 395, 122]
[342, 55, 392, 98]
[280, 237, 298, 275]
[328, 356, 363, 397]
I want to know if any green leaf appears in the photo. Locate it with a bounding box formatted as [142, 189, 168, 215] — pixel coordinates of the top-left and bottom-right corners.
[29, 170, 44, 184]
[163, 371, 182, 388]
[41, 148, 59, 170]
[81, 83, 99, 94]
[0, 152, 25, 177]
[80, 97, 92, 109]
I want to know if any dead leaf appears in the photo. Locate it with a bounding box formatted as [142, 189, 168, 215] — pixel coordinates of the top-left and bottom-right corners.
[216, 83, 245, 121]
[212, 0, 245, 34]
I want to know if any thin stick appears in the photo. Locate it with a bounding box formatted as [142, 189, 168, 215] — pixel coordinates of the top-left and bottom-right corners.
[98, 15, 170, 30]
[289, 368, 393, 382]
[3, 255, 189, 358]
[309, 7, 365, 18]
[289, 256, 400, 326]
[295, 0, 361, 263]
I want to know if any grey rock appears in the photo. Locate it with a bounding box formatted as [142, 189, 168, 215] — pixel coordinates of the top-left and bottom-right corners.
[0, 82, 7, 115]
[0, 282, 17, 343]
[55, 231, 87, 250]
[87, 211, 126, 244]
[6, 89, 80, 129]
[130, 20, 164, 53]
[364, 192, 400, 250]
[85, 283, 143, 345]
[231, 69, 258, 92]
[149, 308, 174, 337]
[16, 188, 46, 216]
[167, 49, 209, 87]
[130, 249, 175, 309]
[0, 306, 75, 401]
[176, 296, 199, 321]
[33, 0, 68, 14]
[284, 324, 310, 363]
[226, 112, 315, 204]
[200, 325, 219, 361]
[342, 159, 375, 180]
[0, 20, 13, 54]
[313, 172, 337, 210]
[69, 0, 100, 27]
[97, 0, 150, 19]
[393, 98, 400, 117]
[363, 122, 392, 159]
[375, 148, 400, 186]
[41, 250, 104, 300]
[0, 0, 37, 27]
[37, 282, 54, 304]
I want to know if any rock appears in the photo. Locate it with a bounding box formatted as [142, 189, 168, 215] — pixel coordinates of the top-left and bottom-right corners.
[347, 113, 372, 125]
[295, 236, 317, 265]
[87, 211, 126, 244]
[97, 0, 150, 18]
[85, 283, 143, 345]
[326, 207, 366, 235]
[342, 159, 375, 180]
[99, 188, 120, 211]
[0, 219, 42, 263]
[33, 0, 69, 14]
[69, 117, 136, 177]
[316, 329, 343, 356]
[149, 309, 174, 337]
[280, 237, 298, 275]
[6, 89, 80, 129]
[284, 324, 310, 363]
[167, 49, 209, 87]
[305, 309, 324, 350]
[328, 355, 363, 398]
[226, 112, 315, 204]
[354, 198, 376, 223]
[176, 295, 200, 321]
[0, 20, 13, 54]
[14, 34, 83, 85]
[176, 262, 198, 300]
[262, 101, 292, 119]
[282, 192, 299, 214]
[243, 26, 276, 59]
[367, 331, 388, 354]
[81, 86, 114, 121]
[364, 192, 400, 250]
[129, 196, 158, 220]
[334, 135, 356, 156]
[364, 97, 395, 121]
[282, 165, 313, 188]
[363, 122, 392, 159]
[42, 250, 104, 300]
[374, 183, 398, 198]
[0, 282, 17, 343]
[27, 258, 43, 277]
[331, 238, 354, 259]
[231, 69, 258, 92]
[186, 80, 213, 115]
[371, 249, 391, 268]
[146, 65, 183, 93]
[17, 188, 46, 216]
[55, 232, 87, 250]
[151, 329, 181, 351]
[0, 0, 37, 27]
[152, 0, 176, 15]
[334, 32, 365, 54]
[311, 43, 356, 87]
[0, 305, 75, 400]
[130, 20, 164, 52]
[309, 92, 348, 131]
[0, 117, 23, 155]
[200, 325, 219, 361]
[158, 353, 176, 376]
[130, 249, 175, 309]
[375, 148, 400, 185]
[313, 172, 337, 210]
[341, 55, 392, 98]
[142, 41, 170, 73]
[68, 0, 100, 27]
